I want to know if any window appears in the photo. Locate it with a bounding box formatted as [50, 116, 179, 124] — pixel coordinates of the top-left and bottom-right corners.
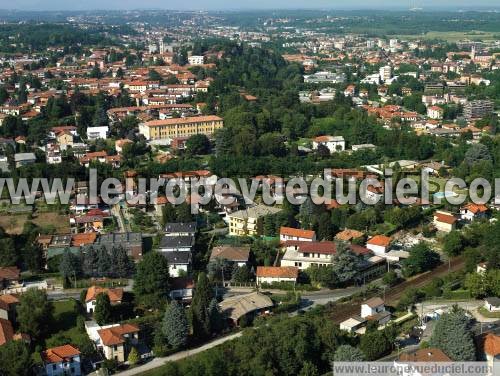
[53, 365, 57, 371]
[113, 345, 118, 351]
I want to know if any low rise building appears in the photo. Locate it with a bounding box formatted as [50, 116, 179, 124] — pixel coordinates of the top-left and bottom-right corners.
[41, 344, 81, 376]
[256, 266, 299, 285]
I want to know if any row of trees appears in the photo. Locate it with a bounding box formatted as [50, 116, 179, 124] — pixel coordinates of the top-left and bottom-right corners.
[59, 245, 134, 286]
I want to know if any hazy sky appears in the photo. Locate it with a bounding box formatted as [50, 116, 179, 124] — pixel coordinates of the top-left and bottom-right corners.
[2, 0, 500, 11]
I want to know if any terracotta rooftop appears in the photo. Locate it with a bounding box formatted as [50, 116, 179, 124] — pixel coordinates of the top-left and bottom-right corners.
[483, 333, 500, 357]
[210, 245, 250, 262]
[97, 323, 139, 346]
[367, 235, 392, 247]
[335, 229, 364, 242]
[0, 267, 20, 281]
[399, 348, 451, 362]
[85, 286, 123, 303]
[71, 232, 97, 247]
[462, 203, 488, 214]
[256, 266, 299, 279]
[280, 226, 316, 240]
[434, 212, 457, 224]
[0, 318, 13, 346]
[41, 344, 80, 364]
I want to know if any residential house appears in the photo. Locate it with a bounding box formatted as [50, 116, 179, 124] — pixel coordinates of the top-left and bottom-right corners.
[335, 229, 364, 243]
[85, 286, 124, 314]
[361, 297, 385, 318]
[484, 297, 500, 312]
[366, 235, 392, 255]
[86, 126, 109, 140]
[460, 203, 488, 222]
[169, 277, 194, 302]
[339, 316, 367, 333]
[209, 245, 250, 267]
[41, 344, 81, 376]
[433, 210, 458, 233]
[0, 294, 19, 323]
[256, 266, 299, 285]
[97, 323, 140, 362]
[158, 235, 195, 253]
[228, 205, 282, 236]
[0, 267, 21, 289]
[478, 333, 500, 371]
[98, 232, 143, 260]
[219, 292, 273, 326]
[14, 152, 36, 168]
[165, 222, 197, 237]
[162, 251, 192, 277]
[280, 241, 371, 270]
[427, 106, 443, 120]
[0, 318, 13, 346]
[395, 348, 451, 374]
[312, 135, 346, 153]
[279, 227, 316, 242]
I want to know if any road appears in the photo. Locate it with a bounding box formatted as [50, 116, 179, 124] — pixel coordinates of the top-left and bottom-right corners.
[116, 332, 243, 376]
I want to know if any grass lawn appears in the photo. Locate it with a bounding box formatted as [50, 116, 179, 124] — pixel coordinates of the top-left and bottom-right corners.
[478, 306, 500, 319]
[51, 299, 80, 333]
[0, 211, 70, 234]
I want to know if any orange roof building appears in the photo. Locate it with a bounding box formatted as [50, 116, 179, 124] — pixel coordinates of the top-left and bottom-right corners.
[41, 344, 81, 364]
[85, 286, 124, 313]
[256, 266, 299, 284]
[97, 323, 139, 346]
[0, 318, 14, 346]
[279, 226, 316, 242]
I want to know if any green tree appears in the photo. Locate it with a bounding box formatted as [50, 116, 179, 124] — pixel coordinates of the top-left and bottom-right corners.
[360, 330, 392, 360]
[186, 134, 211, 155]
[128, 347, 139, 365]
[162, 300, 189, 349]
[0, 238, 17, 266]
[331, 242, 361, 284]
[17, 289, 54, 342]
[403, 242, 440, 277]
[0, 340, 32, 376]
[190, 272, 213, 340]
[133, 252, 170, 308]
[383, 271, 398, 287]
[208, 298, 224, 334]
[334, 344, 366, 361]
[94, 293, 112, 325]
[429, 307, 475, 361]
[442, 231, 464, 256]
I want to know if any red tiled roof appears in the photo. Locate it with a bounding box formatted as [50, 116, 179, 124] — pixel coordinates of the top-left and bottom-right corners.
[85, 286, 123, 303]
[335, 229, 364, 242]
[367, 235, 391, 247]
[280, 226, 316, 240]
[41, 344, 80, 364]
[97, 324, 139, 346]
[256, 266, 299, 279]
[0, 318, 13, 345]
[483, 333, 500, 356]
[0, 267, 20, 281]
[399, 348, 451, 362]
[434, 212, 457, 224]
[462, 203, 488, 214]
[71, 232, 97, 247]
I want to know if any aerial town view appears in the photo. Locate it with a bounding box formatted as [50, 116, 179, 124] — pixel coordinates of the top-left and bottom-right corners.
[0, 1, 499, 375]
